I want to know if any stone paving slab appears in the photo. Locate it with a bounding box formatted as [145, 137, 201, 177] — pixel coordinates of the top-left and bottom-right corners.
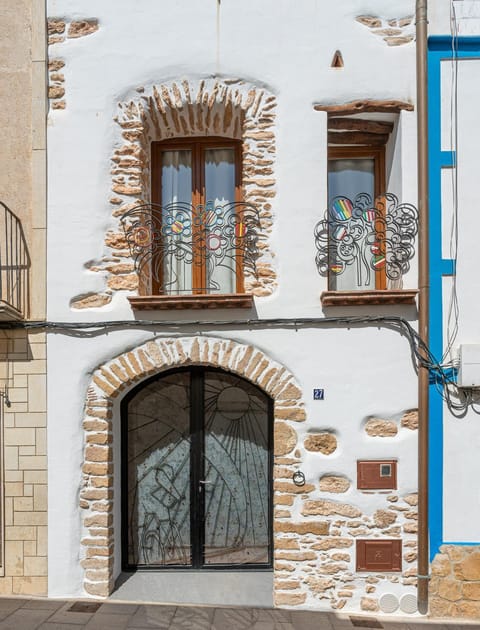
[0, 598, 475, 630]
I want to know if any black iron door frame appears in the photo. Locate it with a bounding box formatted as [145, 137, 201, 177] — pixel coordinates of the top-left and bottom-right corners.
[121, 366, 274, 571]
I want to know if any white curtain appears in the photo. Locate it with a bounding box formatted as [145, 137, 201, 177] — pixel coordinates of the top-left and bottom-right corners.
[161, 150, 193, 294]
[204, 148, 236, 294]
[328, 158, 375, 291]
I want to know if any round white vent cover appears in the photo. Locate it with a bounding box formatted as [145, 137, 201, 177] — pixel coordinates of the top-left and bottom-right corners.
[400, 593, 418, 614]
[379, 593, 399, 613]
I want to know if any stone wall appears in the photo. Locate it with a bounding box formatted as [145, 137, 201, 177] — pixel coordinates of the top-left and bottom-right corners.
[430, 546, 480, 617]
[79, 335, 417, 610]
[356, 14, 415, 47]
[0, 330, 47, 595]
[0, 0, 48, 596]
[273, 410, 418, 610]
[80, 336, 304, 597]
[71, 78, 278, 308]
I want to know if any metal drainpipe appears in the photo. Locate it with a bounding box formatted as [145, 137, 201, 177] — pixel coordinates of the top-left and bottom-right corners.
[415, 0, 429, 616]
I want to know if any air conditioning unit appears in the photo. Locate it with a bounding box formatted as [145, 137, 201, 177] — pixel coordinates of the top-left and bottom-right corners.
[457, 344, 480, 387]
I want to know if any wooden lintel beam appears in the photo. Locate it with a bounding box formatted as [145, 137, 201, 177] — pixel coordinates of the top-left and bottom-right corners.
[328, 117, 394, 135]
[314, 99, 414, 115]
[328, 131, 389, 146]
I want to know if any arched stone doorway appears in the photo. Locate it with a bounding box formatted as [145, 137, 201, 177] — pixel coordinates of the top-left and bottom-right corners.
[80, 336, 305, 598]
[122, 366, 273, 570]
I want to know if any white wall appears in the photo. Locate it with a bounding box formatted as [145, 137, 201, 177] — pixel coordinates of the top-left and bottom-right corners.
[439, 57, 480, 542]
[47, 0, 420, 605]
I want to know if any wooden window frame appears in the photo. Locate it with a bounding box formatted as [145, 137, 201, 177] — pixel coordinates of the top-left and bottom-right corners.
[328, 145, 386, 291]
[151, 137, 243, 297]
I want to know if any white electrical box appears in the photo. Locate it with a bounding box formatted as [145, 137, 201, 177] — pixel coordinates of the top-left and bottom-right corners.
[458, 344, 480, 387]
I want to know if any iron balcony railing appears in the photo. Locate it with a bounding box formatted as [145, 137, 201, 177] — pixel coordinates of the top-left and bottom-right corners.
[314, 193, 419, 287]
[120, 201, 261, 294]
[0, 202, 30, 318]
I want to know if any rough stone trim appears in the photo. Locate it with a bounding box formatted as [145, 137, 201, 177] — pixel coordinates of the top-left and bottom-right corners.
[80, 336, 305, 598]
[355, 14, 414, 47]
[72, 78, 278, 309]
[430, 545, 480, 618]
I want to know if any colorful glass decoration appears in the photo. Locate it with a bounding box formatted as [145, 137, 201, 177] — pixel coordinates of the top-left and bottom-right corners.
[314, 193, 418, 286]
[121, 201, 261, 293]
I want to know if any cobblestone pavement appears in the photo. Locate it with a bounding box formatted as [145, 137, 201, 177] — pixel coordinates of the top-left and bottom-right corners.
[0, 598, 477, 630]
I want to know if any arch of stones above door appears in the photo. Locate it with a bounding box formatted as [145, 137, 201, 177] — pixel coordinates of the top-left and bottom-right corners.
[80, 336, 306, 597]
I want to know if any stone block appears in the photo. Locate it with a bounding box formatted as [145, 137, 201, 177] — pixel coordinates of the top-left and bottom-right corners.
[373, 509, 397, 528]
[84, 581, 110, 597]
[274, 521, 329, 535]
[302, 499, 361, 518]
[274, 580, 301, 590]
[319, 475, 350, 493]
[304, 577, 335, 592]
[14, 497, 33, 512]
[401, 409, 418, 430]
[356, 15, 382, 28]
[403, 493, 418, 506]
[274, 592, 306, 606]
[5, 540, 24, 576]
[67, 20, 99, 38]
[438, 578, 462, 602]
[456, 551, 480, 581]
[304, 432, 337, 454]
[23, 556, 47, 577]
[364, 418, 397, 437]
[14, 511, 47, 526]
[71, 293, 112, 309]
[274, 423, 297, 456]
[12, 576, 47, 595]
[18, 455, 46, 470]
[463, 582, 480, 600]
[85, 445, 111, 463]
[274, 481, 315, 494]
[454, 600, 480, 618]
[360, 597, 379, 612]
[274, 407, 306, 422]
[33, 485, 47, 511]
[310, 537, 353, 551]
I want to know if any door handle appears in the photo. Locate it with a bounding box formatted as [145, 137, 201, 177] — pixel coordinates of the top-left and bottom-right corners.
[199, 480, 213, 485]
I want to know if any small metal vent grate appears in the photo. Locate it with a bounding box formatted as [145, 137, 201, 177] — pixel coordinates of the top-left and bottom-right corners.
[68, 602, 102, 613]
[349, 616, 384, 628]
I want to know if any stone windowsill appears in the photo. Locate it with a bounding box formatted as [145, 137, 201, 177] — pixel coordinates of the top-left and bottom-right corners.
[128, 293, 254, 310]
[321, 289, 418, 307]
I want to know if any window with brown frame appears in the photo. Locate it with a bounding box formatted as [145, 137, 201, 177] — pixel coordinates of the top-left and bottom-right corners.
[327, 145, 386, 291]
[151, 137, 245, 297]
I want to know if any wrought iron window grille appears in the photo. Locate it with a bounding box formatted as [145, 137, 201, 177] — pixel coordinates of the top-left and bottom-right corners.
[121, 201, 261, 294]
[0, 202, 30, 318]
[314, 193, 418, 287]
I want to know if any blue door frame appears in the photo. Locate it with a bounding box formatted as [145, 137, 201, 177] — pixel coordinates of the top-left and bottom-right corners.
[428, 35, 480, 559]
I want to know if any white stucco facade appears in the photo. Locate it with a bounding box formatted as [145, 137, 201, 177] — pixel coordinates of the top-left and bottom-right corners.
[46, 0, 425, 613]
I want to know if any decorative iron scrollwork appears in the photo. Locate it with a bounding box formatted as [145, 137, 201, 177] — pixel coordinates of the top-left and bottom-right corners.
[120, 201, 261, 293]
[314, 193, 418, 286]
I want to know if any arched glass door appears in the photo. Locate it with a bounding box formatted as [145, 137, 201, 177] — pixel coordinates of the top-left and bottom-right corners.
[122, 368, 272, 570]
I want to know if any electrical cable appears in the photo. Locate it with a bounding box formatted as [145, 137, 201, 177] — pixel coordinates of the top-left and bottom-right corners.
[443, 1, 461, 365]
[0, 312, 473, 413]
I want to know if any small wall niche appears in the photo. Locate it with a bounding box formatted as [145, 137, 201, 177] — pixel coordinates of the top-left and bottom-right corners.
[331, 50, 344, 68]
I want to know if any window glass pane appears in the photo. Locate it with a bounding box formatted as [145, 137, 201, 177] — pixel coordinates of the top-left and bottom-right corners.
[161, 150, 193, 294]
[328, 158, 375, 291]
[127, 373, 191, 567]
[203, 371, 270, 566]
[204, 148, 236, 294]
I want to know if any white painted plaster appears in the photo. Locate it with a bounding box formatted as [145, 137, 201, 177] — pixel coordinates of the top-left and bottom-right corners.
[439, 57, 480, 543]
[47, 0, 420, 609]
